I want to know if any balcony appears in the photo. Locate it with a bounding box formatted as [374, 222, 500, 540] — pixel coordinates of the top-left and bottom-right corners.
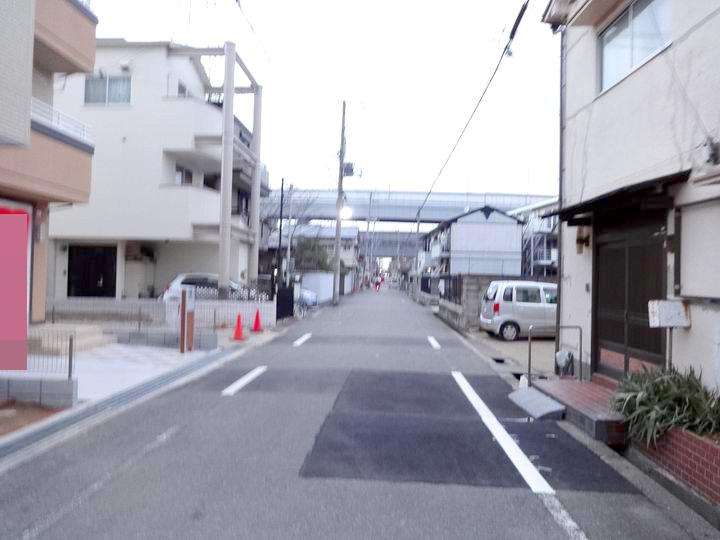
[34, 0, 98, 74]
[0, 100, 93, 204]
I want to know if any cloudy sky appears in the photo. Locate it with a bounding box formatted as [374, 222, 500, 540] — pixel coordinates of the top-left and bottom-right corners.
[90, 0, 559, 197]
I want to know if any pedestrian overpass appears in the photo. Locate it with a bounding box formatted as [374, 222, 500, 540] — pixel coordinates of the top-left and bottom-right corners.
[262, 190, 551, 223]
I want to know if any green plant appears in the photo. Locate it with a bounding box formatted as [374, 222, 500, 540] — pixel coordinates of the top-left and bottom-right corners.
[612, 367, 720, 447]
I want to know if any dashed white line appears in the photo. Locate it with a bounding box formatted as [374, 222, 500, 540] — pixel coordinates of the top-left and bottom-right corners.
[427, 336, 441, 350]
[221, 366, 267, 396]
[293, 333, 313, 347]
[452, 371, 587, 539]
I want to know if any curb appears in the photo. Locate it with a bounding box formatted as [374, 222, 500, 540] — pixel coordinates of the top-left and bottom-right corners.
[0, 329, 285, 474]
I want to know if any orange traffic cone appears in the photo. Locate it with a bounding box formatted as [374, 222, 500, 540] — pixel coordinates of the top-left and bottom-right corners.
[233, 314, 245, 341]
[252, 309, 263, 333]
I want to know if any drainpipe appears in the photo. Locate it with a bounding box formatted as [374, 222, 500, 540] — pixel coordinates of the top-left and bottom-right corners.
[554, 29, 566, 370]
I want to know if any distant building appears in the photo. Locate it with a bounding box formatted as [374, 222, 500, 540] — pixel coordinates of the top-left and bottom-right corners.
[48, 39, 268, 300]
[508, 197, 559, 277]
[262, 225, 360, 274]
[544, 0, 720, 387]
[420, 206, 523, 275]
[0, 0, 98, 321]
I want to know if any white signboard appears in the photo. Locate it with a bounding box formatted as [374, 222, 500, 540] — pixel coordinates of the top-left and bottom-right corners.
[648, 300, 690, 328]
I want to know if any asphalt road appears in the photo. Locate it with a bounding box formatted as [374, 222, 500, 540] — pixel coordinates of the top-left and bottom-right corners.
[0, 289, 711, 539]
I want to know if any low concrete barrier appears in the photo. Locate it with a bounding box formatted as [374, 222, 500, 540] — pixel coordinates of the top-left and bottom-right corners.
[0, 374, 77, 408]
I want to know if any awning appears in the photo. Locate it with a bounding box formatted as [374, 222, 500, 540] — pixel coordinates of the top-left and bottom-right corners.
[544, 171, 690, 223]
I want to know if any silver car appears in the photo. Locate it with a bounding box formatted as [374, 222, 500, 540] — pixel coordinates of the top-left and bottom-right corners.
[479, 280, 557, 341]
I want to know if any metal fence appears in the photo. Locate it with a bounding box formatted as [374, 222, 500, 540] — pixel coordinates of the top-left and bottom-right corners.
[25, 327, 75, 379]
[195, 283, 271, 302]
[440, 275, 463, 305]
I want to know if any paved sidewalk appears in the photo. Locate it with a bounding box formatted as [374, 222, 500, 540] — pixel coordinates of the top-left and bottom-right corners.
[74, 344, 209, 402]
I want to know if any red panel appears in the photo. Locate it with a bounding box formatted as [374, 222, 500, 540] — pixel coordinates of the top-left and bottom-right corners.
[0, 211, 29, 370]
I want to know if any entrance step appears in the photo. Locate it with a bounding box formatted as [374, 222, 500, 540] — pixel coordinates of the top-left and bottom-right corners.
[28, 324, 117, 355]
[533, 379, 627, 448]
[508, 387, 566, 420]
[591, 373, 619, 391]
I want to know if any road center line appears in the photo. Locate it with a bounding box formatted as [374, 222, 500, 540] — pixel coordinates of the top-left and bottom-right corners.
[221, 366, 267, 396]
[293, 333, 313, 347]
[427, 336, 441, 350]
[452, 371, 553, 494]
[452, 371, 587, 539]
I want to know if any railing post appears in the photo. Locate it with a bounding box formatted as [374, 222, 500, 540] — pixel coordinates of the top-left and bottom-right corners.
[68, 335, 74, 380]
[578, 326, 583, 382]
[138, 307, 142, 332]
[527, 325, 533, 388]
[213, 308, 217, 329]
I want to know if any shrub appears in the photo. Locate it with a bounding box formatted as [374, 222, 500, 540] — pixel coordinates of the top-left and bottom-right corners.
[612, 367, 720, 447]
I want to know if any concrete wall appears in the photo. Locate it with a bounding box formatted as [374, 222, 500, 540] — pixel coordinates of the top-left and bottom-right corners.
[301, 272, 334, 304]
[0, 0, 33, 146]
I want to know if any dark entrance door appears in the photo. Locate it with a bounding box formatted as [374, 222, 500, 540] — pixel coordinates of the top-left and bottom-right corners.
[276, 285, 294, 319]
[67, 245, 117, 297]
[595, 210, 666, 378]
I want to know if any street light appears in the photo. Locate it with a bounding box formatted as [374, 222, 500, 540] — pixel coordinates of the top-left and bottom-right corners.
[340, 205, 353, 221]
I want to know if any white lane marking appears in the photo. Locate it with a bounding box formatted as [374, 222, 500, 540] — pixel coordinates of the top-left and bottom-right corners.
[452, 371, 587, 539]
[293, 333, 313, 347]
[22, 426, 179, 539]
[452, 371, 553, 494]
[221, 366, 267, 396]
[427, 336, 441, 350]
[539, 493, 589, 540]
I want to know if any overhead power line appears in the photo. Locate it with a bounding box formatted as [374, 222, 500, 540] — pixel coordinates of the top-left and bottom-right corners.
[414, 0, 530, 221]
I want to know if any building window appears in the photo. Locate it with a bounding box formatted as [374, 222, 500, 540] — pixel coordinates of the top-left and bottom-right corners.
[600, 0, 670, 91]
[175, 165, 193, 185]
[84, 75, 132, 104]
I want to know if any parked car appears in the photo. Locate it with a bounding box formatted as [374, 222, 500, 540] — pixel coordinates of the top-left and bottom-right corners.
[161, 273, 241, 302]
[479, 280, 557, 341]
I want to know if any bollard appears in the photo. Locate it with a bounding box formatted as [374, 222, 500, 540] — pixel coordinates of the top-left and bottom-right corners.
[527, 326, 533, 388]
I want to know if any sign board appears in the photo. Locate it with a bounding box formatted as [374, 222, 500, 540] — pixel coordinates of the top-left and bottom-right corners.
[0, 212, 29, 370]
[648, 299, 691, 328]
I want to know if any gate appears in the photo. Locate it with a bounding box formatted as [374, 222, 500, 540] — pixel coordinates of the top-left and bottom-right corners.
[276, 286, 294, 319]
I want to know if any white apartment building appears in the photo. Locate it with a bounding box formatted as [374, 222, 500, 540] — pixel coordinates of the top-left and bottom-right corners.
[48, 39, 268, 300]
[421, 206, 523, 276]
[508, 197, 559, 277]
[544, 0, 720, 388]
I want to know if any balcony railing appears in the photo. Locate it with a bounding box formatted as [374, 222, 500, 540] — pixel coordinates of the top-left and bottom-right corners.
[31, 97, 92, 144]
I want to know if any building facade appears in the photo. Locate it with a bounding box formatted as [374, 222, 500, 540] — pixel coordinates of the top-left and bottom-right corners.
[0, 0, 98, 322]
[421, 206, 523, 276]
[48, 39, 268, 300]
[544, 0, 720, 388]
[508, 197, 559, 277]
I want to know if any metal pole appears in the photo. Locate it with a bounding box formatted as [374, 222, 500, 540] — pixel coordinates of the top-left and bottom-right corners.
[332, 101, 346, 305]
[218, 41, 236, 299]
[248, 86, 263, 280]
[68, 334, 74, 380]
[366, 191, 373, 285]
[278, 177, 284, 284]
[528, 326, 533, 388]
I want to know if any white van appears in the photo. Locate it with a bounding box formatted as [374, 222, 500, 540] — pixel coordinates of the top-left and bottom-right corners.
[479, 280, 557, 341]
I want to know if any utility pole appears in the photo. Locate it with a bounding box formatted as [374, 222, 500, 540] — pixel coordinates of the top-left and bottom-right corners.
[218, 41, 236, 299]
[332, 101, 346, 305]
[365, 191, 373, 285]
[278, 177, 284, 286]
[285, 185, 293, 287]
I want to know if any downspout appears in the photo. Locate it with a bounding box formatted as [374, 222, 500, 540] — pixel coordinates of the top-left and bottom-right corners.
[554, 28, 566, 369]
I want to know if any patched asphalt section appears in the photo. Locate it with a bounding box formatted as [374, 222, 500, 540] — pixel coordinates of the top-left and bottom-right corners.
[332, 371, 476, 418]
[301, 370, 525, 487]
[464, 375, 528, 419]
[503, 421, 638, 493]
[300, 411, 526, 487]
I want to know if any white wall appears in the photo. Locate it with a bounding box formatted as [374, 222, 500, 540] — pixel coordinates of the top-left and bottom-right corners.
[301, 272, 334, 304]
[0, 0, 33, 146]
[154, 241, 219, 292]
[448, 212, 522, 275]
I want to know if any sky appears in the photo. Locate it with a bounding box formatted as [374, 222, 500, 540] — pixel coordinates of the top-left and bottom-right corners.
[90, 0, 560, 197]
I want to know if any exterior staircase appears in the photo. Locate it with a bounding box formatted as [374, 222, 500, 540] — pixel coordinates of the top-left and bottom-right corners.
[28, 324, 117, 356]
